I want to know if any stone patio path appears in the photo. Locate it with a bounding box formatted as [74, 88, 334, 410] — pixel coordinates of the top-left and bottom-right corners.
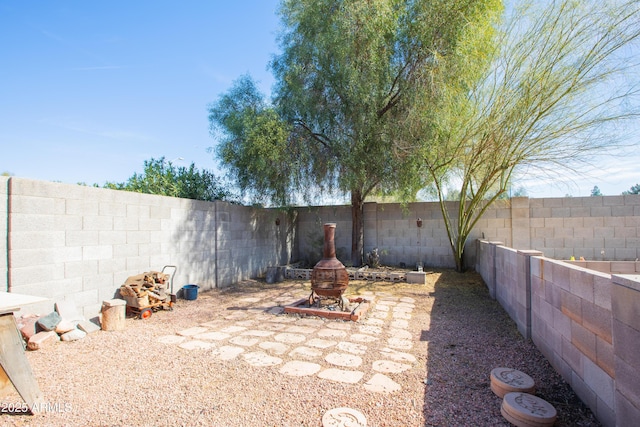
[158, 291, 418, 394]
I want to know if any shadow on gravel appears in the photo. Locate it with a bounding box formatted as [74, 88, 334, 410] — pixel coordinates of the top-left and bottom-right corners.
[422, 270, 601, 427]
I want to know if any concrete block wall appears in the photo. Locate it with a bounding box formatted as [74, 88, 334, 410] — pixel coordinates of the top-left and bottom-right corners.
[528, 195, 640, 261]
[477, 239, 640, 427]
[3, 178, 296, 318]
[0, 178, 8, 295]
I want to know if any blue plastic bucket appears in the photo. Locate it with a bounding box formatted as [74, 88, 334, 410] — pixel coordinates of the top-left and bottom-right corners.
[182, 284, 199, 300]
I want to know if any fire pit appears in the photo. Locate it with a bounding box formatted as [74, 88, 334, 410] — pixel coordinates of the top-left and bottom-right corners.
[284, 223, 371, 321]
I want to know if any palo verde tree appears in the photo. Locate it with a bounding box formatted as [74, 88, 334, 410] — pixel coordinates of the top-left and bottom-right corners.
[404, 0, 640, 271]
[210, 0, 503, 266]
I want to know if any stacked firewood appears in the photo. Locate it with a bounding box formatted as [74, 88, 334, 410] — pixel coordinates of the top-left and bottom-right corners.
[119, 271, 170, 308]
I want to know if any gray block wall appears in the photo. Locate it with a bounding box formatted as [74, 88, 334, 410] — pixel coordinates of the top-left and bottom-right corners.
[3, 178, 296, 318]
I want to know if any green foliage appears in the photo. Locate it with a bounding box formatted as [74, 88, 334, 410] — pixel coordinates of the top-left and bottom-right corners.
[414, 0, 640, 271]
[591, 186, 603, 197]
[622, 184, 640, 195]
[104, 157, 232, 202]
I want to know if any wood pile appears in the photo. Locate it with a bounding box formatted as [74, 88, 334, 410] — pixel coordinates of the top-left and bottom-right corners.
[119, 271, 170, 308]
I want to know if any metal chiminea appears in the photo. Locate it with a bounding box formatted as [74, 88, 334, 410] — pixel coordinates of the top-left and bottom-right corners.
[310, 223, 349, 308]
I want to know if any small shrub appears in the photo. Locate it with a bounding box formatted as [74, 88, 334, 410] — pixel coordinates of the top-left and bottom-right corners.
[366, 248, 381, 268]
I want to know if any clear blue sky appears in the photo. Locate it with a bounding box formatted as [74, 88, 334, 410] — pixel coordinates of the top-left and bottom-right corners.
[1, 1, 279, 186]
[1, 1, 638, 197]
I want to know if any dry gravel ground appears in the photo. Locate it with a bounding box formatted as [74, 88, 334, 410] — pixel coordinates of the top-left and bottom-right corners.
[2, 270, 600, 427]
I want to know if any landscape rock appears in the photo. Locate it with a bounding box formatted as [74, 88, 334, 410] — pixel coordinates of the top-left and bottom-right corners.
[55, 320, 76, 334]
[18, 315, 41, 341]
[55, 301, 85, 323]
[60, 328, 87, 342]
[77, 320, 101, 334]
[27, 330, 60, 350]
[37, 311, 62, 332]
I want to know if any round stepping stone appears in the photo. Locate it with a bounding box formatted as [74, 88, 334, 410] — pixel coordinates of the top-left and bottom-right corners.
[262, 323, 287, 331]
[372, 360, 411, 374]
[390, 320, 409, 329]
[287, 326, 317, 334]
[235, 320, 256, 327]
[326, 322, 352, 331]
[242, 329, 275, 337]
[399, 297, 415, 303]
[200, 320, 224, 328]
[322, 407, 367, 427]
[290, 346, 323, 359]
[392, 311, 411, 320]
[393, 306, 413, 313]
[179, 340, 213, 350]
[220, 326, 247, 333]
[370, 311, 388, 320]
[388, 329, 412, 339]
[373, 304, 390, 312]
[325, 352, 363, 368]
[306, 338, 337, 349]
[157, 335, 186, 344]
[225, 312, 248, 320]
[380, 348, 417, 363]
[337, 341, 367, 355]
[194, 331, 231, 341]
[269, 316, 297, 323]
[242, 351, 282, 367]
[359, 325, 382, 335]
[364, 318, 384, 326]
[363, 373, 401, 393]
[280, 361, 321, 377]
[501, 392, 557, 427]
[259, 341, 289, 355]
[349, 334, 378, 343]
[229, 336, 260, 347]
[177, 327, 209, 337]
[318, 368, 364, 384]
[318, 328, 347, 338]
[387, 338, 413, 350]
[491, 368, 536, 398]
[211, 345, 245, 360]
[274, 333, 307, 344]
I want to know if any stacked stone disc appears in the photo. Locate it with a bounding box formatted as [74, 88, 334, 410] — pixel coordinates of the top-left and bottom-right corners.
[501, 392, 557, 427]
[491, 368, 557, 427]
[490, 367, 535, 398]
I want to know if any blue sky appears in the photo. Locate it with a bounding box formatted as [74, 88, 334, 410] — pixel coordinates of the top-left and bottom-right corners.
[1, 1, 638, 198]
[1, 1, 279, 186]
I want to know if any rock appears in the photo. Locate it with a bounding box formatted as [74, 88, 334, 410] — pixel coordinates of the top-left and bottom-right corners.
[55, 301, 85, 323]
[55, 320, 76, 334]
[27, 331, 60, 350]
[77, 320, 101, 334]
[18, 315, 41, 341]
[60, 328, 87, 342]
[37, 311, 62, 332]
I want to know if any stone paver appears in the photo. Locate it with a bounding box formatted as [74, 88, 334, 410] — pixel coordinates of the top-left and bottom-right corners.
[177, 326, 209, 337]
[337, 341, 367, 355]
[163, 290, 422, 393]
[290, 346, 323, 359]
[325, 352, 363, 368]
[194, 331, 231, 341]
[280, 361, 322, 376]
[212, 345, 245, 360]
[243, 351, 283, 367]
[259, 341, 289, 355]
[274, 333, 307, 344]
[179, 340, 213, 350]
[372, 360, 412, 373]
[363, 373, 401, 393]
[317, 328, 347, 338]
[306, 338, 338, 349]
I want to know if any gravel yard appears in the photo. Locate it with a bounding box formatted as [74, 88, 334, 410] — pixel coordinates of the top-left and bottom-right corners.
[3, 270, 600, 426]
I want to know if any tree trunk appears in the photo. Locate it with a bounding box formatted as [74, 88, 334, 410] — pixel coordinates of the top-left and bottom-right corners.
[351, 190, 364, 267]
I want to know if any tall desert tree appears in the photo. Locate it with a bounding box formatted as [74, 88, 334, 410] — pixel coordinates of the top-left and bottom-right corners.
[267, 0, 502, 265]
[408, 0, 640, 271]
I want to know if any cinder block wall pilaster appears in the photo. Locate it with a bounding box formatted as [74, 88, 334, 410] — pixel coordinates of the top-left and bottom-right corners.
[0, 177, 8, 293]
